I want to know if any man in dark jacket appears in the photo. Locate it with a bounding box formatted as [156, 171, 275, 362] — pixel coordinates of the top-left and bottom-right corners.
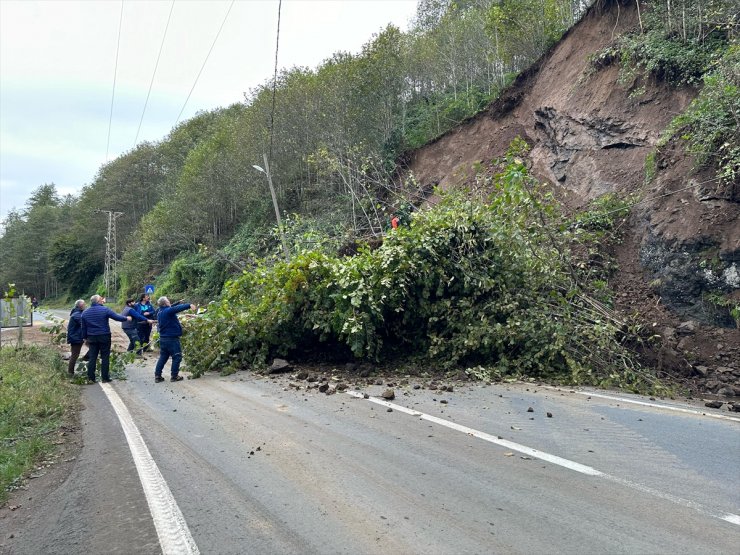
[122, 298, 153, 353]
[81, 295, 131, 383]
[66, 299, 86, 375]
[135, 293, 156, 352]
[154, 296, 195, 383]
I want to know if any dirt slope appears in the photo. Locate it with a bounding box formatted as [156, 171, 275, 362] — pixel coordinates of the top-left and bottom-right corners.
[405, 0, 740, 398]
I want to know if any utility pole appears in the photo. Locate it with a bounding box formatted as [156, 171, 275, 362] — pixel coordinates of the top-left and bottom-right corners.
[253, 154, 290, 261]
[96, 210, 124, 299]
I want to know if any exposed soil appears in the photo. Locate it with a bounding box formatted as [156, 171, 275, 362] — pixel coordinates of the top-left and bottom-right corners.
[404, 0, 740, 397]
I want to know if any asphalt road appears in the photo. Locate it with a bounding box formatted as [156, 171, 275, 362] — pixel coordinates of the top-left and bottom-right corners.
[2, 352, 739, 554]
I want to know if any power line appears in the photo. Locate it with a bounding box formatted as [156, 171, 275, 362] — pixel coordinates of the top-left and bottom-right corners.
[133, 0, 176, 148]
[105, 0, 125, 163]
[268, 0, 282, 166]
[174, 0, 235, 127]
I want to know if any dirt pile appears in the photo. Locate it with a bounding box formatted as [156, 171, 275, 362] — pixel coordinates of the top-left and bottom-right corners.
[405, 0, 739, 397]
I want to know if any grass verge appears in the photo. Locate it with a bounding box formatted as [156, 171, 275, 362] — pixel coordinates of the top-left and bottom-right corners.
[0, 345, 79, 503]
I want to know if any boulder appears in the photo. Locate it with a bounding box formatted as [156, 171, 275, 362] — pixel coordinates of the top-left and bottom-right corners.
[269, 358, 293, 374]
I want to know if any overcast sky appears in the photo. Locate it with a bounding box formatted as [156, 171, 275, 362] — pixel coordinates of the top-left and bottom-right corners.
[0, 0, 418, 223]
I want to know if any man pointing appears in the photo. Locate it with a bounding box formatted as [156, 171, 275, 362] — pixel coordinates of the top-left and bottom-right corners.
[154, 296, 196, 383]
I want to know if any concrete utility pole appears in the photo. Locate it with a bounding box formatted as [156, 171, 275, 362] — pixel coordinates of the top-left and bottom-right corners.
[97, 210, 124, 299]
[253, 154, 290, 261]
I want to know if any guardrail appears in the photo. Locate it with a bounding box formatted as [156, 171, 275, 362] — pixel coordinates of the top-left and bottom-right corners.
[0, 297, 33, 328]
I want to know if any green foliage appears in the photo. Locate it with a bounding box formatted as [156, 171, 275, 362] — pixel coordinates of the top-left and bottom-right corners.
[184, 147, 653, 390]
[644, 150, 658, 183]
[616, 30, 726, 86]
[156, 250, 230, 303]
[589, 0, 736, 87]
[39, 313, 66, 345]
[404, 87, 497, 149]
[664, 45, 740, 186]
[485, 0, 574, 68]
[48, 233, 101, 295]
[0, 346, 78, 502]
[731, 306, 740, 329]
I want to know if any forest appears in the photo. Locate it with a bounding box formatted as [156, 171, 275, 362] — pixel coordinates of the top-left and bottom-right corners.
[2, 0, 737, 384]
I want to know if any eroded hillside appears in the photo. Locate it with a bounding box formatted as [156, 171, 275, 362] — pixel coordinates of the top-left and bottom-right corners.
[405, 0, 740, 397]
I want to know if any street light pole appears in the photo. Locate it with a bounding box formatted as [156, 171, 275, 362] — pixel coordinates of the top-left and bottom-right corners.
[253, 153, 290, 261]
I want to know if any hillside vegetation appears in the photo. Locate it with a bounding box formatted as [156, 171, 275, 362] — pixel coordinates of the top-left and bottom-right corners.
[1, 0, 737, 389]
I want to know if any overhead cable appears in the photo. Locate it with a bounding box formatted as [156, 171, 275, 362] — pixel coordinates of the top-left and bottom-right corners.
[134, 0, 176, 147]
[105, 0, 125, 162]
[173, 0, 235, 127]
[268, 0, 282, 166]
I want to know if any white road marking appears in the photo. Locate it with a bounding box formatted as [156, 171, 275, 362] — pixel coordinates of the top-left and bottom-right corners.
[101, 383, 200, 554]
[346, 390, 740, 527]
[548, 388, 740, 423]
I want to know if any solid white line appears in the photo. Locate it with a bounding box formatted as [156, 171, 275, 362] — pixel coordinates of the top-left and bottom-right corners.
[101, 383, 200, 555]
[546, 388, 740, 423]
[346, 390, 740, 527]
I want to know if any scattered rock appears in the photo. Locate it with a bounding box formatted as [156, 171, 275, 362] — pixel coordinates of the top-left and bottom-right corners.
[296, 370, 309, 380]
[704, 400, 723, 409]
[527, 407, 534, 413]
[546, 412, 553, 418]
[692, 365, 709, 377]
[382, 389, 395, 400]
[318, 383, 329, 393]
[677, 321, 697, 335]
[717, 387, 735, 398]
[728, 403, 740, 412]
[269, 358, 293, 374]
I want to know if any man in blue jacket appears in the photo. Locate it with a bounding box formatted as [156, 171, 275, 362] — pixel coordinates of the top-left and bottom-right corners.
[122, 298, 154, 353]
[135, 293, 156, 352]
[81, 295, 131, 383]
[154, 296, 195, 383]
[66, 299, 86, 375]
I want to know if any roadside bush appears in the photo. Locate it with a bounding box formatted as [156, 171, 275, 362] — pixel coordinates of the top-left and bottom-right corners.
[664, 45, 740, 187]
[0, 346, 78, 502]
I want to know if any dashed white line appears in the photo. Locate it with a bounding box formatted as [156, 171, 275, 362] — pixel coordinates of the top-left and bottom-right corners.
[346, 390, 740, 527]
[101, 383, 200, 555]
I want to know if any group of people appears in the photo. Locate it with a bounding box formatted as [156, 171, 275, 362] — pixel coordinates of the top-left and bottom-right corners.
[66, 294, 195, 384]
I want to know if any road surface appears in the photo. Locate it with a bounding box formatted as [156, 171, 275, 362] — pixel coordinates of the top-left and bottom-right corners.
[1, 346, 738, 554]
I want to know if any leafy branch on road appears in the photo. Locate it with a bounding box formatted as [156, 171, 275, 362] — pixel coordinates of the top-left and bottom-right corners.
[184, 143, 665, 394]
